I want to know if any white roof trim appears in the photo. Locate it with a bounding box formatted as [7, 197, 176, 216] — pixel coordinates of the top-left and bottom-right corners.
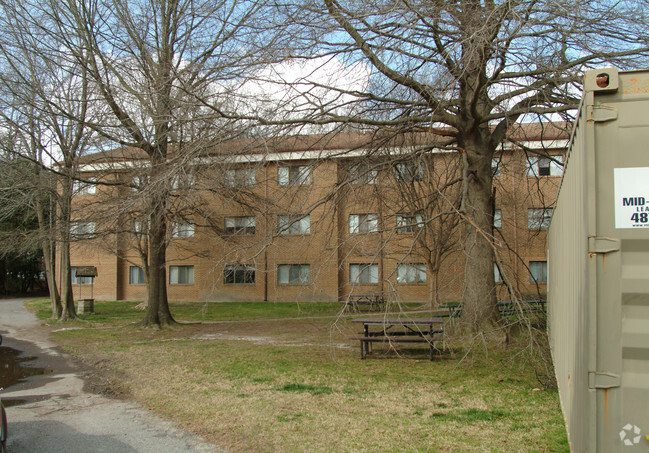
[77, 139, 569, 172]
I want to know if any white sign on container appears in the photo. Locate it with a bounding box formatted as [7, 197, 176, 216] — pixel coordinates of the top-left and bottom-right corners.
[614, 167, 649, 228]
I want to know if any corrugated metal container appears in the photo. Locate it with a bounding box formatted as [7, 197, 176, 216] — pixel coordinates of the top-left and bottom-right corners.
[548, 67, 649, 451]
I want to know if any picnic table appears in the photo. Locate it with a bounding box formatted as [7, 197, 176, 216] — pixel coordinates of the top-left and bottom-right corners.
[351, 317, 444, 360]
[436, 300, 546, 320]
[343, 294, 385, 312]
[497, 300, 546, 316]
[439, 303, 463, 324]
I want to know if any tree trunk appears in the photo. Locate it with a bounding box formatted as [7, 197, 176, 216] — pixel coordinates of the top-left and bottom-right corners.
[36, 196, 61, 318]
[143, 157, 175, 326]
[459, 133, 500, 333]
[144, 214, 174, 325]
[59, 240, 76, 320]
[58, 177, 76, 321]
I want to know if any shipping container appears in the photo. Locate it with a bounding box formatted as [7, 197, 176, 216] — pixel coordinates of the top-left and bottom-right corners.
[548, 67, 649, 451]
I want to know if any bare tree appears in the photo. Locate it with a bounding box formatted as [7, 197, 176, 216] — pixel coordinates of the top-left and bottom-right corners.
[23, 0, 286, 326]
[276, 0, 649, 333]
[0, 3, 99, 319]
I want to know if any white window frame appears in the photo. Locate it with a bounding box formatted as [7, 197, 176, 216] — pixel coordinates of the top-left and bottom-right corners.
[349, 162, 378, 185]
[225, 167, 256, 187]
[494, 263, 503, 283]
[172, 173, 195, 190]
[396, 214, 423, 233]
[394, 162, 425, 182]
[527, 155, 563, 177]
[129, 266, 146, 284]
[131, 220, 149, 238]
[225, 216, 256, 235]
[349, 214, 378, 234]
[131, 175, 148, 192]
[529, 261, 548, 283]
[278, 215, 310, 235]
[350, 263, 379, 284]
[397, 263, 427, 284]
[494, 209, 502, 229]
[169, 265, 194, 285]
[224, 265, 256, 284]
[278, 166, 311, 186]
[492, 158, 501, 178]
[528, 208, 553, 230]
[71, 221, 96, 239]
[277, 264, 311, 284]
[73, 177, 96, 195]
[171, 221, 195, 238]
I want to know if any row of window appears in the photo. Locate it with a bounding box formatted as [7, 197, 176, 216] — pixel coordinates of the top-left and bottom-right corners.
[494, 261, 547, 284]
[73, 261, 547, 287]
[70, 265, 196, 285]
[126, 265, 195, 285]
[225, 213, 423, 236]
[492, 155, 564, 178]
[121, 263, 428, 286]
[71, 206, 550, 241]
[493, 208, 553, 230]
[71, 206, 552, 241]
[71, 221, 196, 239]
[75, 155, 563, 197]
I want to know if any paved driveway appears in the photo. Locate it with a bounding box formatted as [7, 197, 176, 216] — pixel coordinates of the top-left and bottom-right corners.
[0, 298, 222, 453]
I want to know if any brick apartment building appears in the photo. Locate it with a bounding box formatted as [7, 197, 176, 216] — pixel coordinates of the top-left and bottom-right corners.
[64, 123, 568, 305]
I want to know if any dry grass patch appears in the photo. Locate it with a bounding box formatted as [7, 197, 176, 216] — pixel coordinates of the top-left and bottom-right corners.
[26, 300, 568, 452]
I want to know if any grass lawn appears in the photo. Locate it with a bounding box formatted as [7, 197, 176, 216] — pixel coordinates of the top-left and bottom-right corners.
[26, 299, 569, 452]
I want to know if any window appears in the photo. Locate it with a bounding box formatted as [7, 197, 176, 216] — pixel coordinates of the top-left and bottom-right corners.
[278, 166, 311, 186]
[394, 162, 425, 182]
[278, 215, 310, 235]
[494, 263, 503, 283]
[172, 173, 195, 190]
[494, 209, 502, 229]
[129, 266, 146, 284]
[492, 158, 501, 178]
[171, 221, 195, 238]
[169, 265, 194, 284]
[226, 167, 256, 187]
[349, 214, 378, 233]
[71, 221, 95, 239]
[396, 214, 423, 233]
[131, 220, 148, 238]
[131, 175, 148, 192]
[527, 155, 563, 177]
[350, 263, 379, 284]
[73, 177, 96, 195]
[397, 263, 426, 284]
[349, 162, 377, 185]
[71, 266, 93, 284]
[225, 216, 255, 235]
[278, 264, 310, 284]
[528, 208, 553, 230]
[529, 261, 548, 283]
[224, 265, 255, 284]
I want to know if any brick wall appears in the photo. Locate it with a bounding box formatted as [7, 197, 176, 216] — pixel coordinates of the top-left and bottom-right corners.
[63, 132, 565, 304]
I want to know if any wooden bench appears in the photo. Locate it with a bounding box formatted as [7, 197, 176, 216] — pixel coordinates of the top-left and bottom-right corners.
[351, 332, 444, 361]
[351, 317, 444, 360]
[343, 294, 385, 312]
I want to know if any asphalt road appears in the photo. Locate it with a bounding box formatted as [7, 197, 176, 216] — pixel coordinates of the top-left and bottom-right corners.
[0, 298, 223, 453]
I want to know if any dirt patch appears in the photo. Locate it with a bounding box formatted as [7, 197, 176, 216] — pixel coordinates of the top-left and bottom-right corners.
[71, 316, 352, 400]
[75, 356, 133, 399]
